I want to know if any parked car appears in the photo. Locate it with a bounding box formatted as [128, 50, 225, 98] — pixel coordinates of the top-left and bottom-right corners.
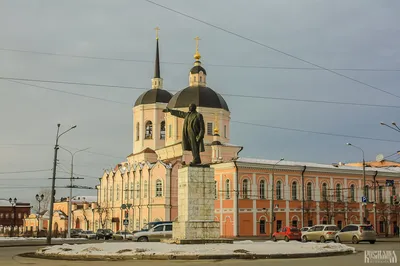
[133, 223, 172, 242]
[71, 229, 83, 238]
[301, 224, 339, 243]
[79, 230, 96, 239]
[141, 221, 173, 232]
[96, 229, 113, 240]
[335, 224, 376, 244]
[112, 231, 134, 240]
[300, 227, 310, 232]
[272, 226, 301, 242]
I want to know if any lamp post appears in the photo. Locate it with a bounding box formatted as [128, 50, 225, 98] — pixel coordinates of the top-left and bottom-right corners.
[9, 198, 17, 237]
[120, 203, 133, 240]
[270, 158, 284, 238]
[59, 146, 90, 239]
[380, 121, 400, 133]
[346, 143, 367, 223]
[47, 124, 77, 245]
[35, 194, 44, 237]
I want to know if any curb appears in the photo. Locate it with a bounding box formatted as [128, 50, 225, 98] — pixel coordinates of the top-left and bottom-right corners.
[20, 250, 354, 261]
[0, 240, 92, 248]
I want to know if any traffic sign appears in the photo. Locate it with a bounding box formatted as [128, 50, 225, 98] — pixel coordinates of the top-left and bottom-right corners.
[123, 219, 129, 226]
[362, 196, 367, 203]
[386, 180, 394, 187]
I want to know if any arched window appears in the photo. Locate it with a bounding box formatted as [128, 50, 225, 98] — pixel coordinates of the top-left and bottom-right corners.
[116, 184, 120, 200]
[109, 186, 113, 201]
[160, 121, 166, 140]
[364, 185, 369, 201]
[156, 180, 163, 197]
[145, 121, 153, 139]
[136, 122, 139, 141]
[336, 184, 341, 201]
[200, 76, 202, 82]
[124, 184, 128, 200]
[307, 182, 312, 200]
[292, 181, 297, 200]
[194, 76, 197, 82]
[144, 181, 148, 198]
[379, 186, 384, 202]
[276, 181, 282, 200]
[350, 184, 355, 201]
[242, 179, 249, 199]
[225, 179, 230, 199]
[215, 181, 218, 199]
[259, 180, 266, 199]
[136, 182, 140, 199]
[322, 183, 327, 201]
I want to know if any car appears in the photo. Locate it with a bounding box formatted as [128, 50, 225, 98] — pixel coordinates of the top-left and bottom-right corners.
[112, 230, 134, 240]
[301, 224, 339, 243]
[79, 230, 96, 239]
[335, 224, 376, 244]
[141, 221, 173, 232]
[96, 229, 113, 240]
[70, 229, 83, 238]
[300, 227, 310, 232]
[272, 226, 301, 242]
[133, 223, 172, 242]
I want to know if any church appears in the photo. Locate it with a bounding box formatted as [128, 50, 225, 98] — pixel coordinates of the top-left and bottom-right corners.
[95, 32, 400, 237]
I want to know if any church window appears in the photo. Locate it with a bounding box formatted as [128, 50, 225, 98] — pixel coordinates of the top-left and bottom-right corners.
[200, 76, 202, 82]
[130, 183, 134, 199]
[136, 182, 140, 199]
[136, 123, 139, 141]
[109, 186, 113, 201]
[194, 76, 197, 82]
[242, 179, 249, 199]
[259, 180, 266, 199]
[160, 121, 165, 139]
[168, 124, 172, 138]
[225, 179, 230, 199]
[125, 184, 128, 200]
[145, 121, 153, 139]
[156, 180, 163, 197]
[144, 181, 148, 198]
[292, 181, 297, 200]
[276, 181, 282, 200]
[207, 123, 213, 135]
[224, 125, 227, 138]
[116, 184, 120, 200]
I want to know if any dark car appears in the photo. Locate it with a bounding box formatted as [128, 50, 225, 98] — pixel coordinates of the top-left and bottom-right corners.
[96, 229, 113, 240]
[141, 221, 173, 232]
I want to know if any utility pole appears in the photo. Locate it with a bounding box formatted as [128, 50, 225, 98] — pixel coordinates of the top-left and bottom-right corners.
[301, 166, 307, 228]
[270, 158, 284, 238]
[47, 124, 76, 245]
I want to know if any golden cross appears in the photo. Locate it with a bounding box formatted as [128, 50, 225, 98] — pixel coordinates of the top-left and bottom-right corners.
[194, 36, 201, 52]
[155, 27, 160, 40]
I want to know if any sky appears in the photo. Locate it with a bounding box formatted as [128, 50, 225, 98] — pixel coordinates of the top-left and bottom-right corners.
[0, 0, 400, 204]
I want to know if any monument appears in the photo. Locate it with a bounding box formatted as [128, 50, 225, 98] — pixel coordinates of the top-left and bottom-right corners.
[163, 104, 232, 244]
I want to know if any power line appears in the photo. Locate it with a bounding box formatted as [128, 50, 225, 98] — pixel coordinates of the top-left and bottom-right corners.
[2, 76, 400, 110]
[144, 0, 400, 100]
[2, 47, 400, 72]
[0, 169, 52, 175]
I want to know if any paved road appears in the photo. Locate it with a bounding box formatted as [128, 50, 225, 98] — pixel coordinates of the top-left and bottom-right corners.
[2, 242, 399, 266]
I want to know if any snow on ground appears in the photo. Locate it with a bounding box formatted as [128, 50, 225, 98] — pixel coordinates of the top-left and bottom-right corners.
[37, 241, 355, 257]
[0, 237, 87, 241]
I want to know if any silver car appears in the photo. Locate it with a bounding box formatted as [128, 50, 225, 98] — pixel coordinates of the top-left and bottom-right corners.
[132, 223, 172, 242]
[335, 224, 376, 244]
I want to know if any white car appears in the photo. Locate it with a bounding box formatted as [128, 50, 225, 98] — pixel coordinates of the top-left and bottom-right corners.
[132, 223, 172, 242]
[112, 231, 134, 240]
[79, 230, 96, 239]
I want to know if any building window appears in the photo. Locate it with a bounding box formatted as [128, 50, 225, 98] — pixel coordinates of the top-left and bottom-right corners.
[379, 186, 384, 203]
[144, 181, 148, 198]
[225, 179, 230, 199]
[224, 125, 227, 138]
[336, 184, 341, 201]
[199, 76, 202, 82]
[110, 186, 113, 201]
[242, 179, 249, 199]
[259, 180, 266, 199]
[350, 184, 355, 201]
[168, 124, 172, 138]
[292, 181, 297, 200]
[145, 121, 153, 139]
[104, 188, 107, 202]
[322, 183, 327, 201]
[136, 182, 140, 199]
[276, 220, 282, 231]
[116, 184, 120, 200]
[364, 185, 369, 201]
[307, 182, 312, 200]
[6, 214, 9, 219]
[156, 180, 163, 197]
[337, 220, 342, 230]
[124, 184, 128, 200]
[260, 219, 266, 234]
[160, 121, 165, 140]
[130, 183, 134, 199]
[194, 76, 197, 82]
[18, 213, 21, 219]
[136, 219, 140, 230]
[276, 181, 282, 200]
[207, 122, 213, 136]
[379, 221, 385, 233]
[136, 122, 139, 141]
[308, 220, 313, 227]
[292, 220, 298, 227]
[215, 181, 218, 199]
[0, 213, 3, 218]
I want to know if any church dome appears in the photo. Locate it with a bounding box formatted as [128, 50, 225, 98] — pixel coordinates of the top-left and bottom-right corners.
[167, 86, 229, 111]
[134, 89, 173, 107]
[190, 64, 207, 75]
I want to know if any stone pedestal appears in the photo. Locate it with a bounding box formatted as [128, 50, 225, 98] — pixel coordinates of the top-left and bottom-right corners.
[171, 166, 232, 244]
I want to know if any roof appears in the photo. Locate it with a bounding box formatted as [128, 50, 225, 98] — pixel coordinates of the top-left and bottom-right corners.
[72, 196, 97, 203]
[134, 89, 172, 107]
[190, 65, 206, 75]
[167, 86, 229, 111]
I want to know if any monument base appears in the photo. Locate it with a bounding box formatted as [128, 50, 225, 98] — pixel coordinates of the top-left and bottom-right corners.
[162, 238, 234, 244]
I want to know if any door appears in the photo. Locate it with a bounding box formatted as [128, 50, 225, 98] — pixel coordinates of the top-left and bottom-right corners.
[341, 226, 352, 242]
[279, 227, 287, 240]
[148, 225, 164, 241]
[163, 224, 173, 240]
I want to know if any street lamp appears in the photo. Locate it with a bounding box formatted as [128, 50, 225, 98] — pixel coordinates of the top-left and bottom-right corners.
[9, 198, 17, 237]
[35, 194, 44, 237]
[59, 146, 90, 238]
[47, 124, 77, 245]
[346, 143, 367, 223]
[380, 121, 400, 133]
[270, 158, 284, 239]
[120, 203, 133, 240]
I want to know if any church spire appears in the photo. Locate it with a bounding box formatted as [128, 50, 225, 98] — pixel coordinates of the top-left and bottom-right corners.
[189, 36, 207, 87]
[152, 27, 163, 89]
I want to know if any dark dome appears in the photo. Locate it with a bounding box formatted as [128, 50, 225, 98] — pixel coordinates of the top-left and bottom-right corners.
[190, 65, 207, 75]
[167, 86, 229, 111]
[134, 89, 173, 107]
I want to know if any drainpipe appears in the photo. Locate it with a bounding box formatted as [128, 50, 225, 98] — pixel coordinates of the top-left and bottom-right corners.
[233, 147, 243, 237]
[301, 166, 307, 228]
[148, 167, 151, 222]
[373, 171, 378, 230]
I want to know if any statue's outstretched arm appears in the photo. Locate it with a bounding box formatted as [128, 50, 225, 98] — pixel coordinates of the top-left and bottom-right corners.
[169, 109, 187, 118]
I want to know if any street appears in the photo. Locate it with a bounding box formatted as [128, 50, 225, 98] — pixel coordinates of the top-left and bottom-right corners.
[1, 241, 399, 266]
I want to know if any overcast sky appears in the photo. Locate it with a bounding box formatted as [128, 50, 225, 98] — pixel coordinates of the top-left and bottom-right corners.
[1, 0, 400, 204]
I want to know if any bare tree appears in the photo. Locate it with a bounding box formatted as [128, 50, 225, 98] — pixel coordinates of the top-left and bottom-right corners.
[32, 188, 52, 213]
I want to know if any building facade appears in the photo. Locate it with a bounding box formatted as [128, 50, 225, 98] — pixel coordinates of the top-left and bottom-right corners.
[0, 202, 31, 235]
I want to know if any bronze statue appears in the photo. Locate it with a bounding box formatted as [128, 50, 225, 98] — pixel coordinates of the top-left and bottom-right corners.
[163, 104, 205, 165]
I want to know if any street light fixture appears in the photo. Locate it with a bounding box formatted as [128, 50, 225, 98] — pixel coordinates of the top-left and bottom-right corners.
[9, 198, 17, 237]
[35, 194, 44, 237]
[380, 121, 400, 133]
[346, 143, 367, 223]
[59, 146, 90, 239]
[270, 158, 284, 239]
[120, 203, 133, 240]
[47, 124, 77, 245]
